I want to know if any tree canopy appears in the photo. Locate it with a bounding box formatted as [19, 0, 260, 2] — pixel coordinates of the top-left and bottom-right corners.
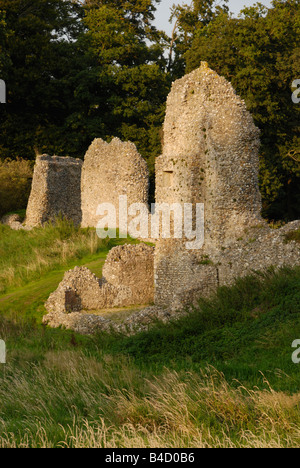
[183, 0, 300, 220]
[0, 0, 299, 219]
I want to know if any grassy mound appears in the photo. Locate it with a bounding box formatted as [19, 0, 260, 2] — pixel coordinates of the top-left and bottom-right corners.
[98, 267, 300, 389]
[0, 224, 299, 447]
[0, 218, 138, 294]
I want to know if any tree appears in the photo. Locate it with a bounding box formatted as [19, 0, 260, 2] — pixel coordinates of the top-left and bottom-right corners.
[0, 0, 84, 160]
[82, 0, 170, 179]
[167, 0, 229, 78]
[0, 10, 10, 72]
[184, 0, 300, 221]
[0, 0, 170, 190]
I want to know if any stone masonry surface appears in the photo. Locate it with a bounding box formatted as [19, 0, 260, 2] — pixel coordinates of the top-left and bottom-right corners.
[25, 154, 83, 227]
[81, 138, 149, 229]
[41, 63, 300, 333]
[154, 62, 300, 310]
[43, 244, 155, 330]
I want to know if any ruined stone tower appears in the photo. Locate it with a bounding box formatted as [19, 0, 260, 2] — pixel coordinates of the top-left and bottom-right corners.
[156, 62, 263, 250]
[154, 63, 300, 310]
[40, 63, 300, 334]
[25, 155, 83, 227]
[81, 138, 149, 229]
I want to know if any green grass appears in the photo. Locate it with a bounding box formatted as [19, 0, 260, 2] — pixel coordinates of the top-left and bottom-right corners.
[0, 217, 138, 295]
[96, 267, 300, 390]
[0, 218, 140, 324]
[0, 223, 300, 447]
[1, 262, 300, 392]
[0, 257, 106, 323]
[2, 209, 26, 219]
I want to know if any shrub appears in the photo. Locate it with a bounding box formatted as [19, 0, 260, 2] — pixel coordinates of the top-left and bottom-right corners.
[0, 158, 33, 217]
[285, 229, 300, 244]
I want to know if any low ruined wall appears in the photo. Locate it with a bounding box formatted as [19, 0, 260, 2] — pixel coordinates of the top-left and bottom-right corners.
[154, 239, 219, 310]
[44, 266, 133, 313]
[44, 244, 155, 328]
[103, 243, 154, 305]
[25, 155, 83, 227]
[155, 222, 300, 310]
[217, 220, 300, 287]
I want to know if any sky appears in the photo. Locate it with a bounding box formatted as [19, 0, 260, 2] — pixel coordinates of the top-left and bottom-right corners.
[154, 0, 273, 35]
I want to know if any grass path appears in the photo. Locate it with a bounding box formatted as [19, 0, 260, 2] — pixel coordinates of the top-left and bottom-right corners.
[0, 255, 107, 323]
[0, 223, 300, 447]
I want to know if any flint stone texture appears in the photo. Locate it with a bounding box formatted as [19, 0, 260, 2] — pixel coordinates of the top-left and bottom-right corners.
[154, 63, 300, 310]
[1, 213, 31, 231]
[42, 63, 300, 333]
[25, 155, 83, 227]
[156, 61, 263, 251]
[216, 220, 300, 287]
[102, 243, 154, 304]
[42, 306, 173, 336]
[81, 138, 149, 229]
[44, 266, 133, 313]
[43, 244, 155, 329]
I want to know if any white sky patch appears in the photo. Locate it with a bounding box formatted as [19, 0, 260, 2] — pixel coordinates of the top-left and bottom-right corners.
[154, 0, 273, 35]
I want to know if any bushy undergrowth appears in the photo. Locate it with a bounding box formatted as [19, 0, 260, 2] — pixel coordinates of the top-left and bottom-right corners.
[0, 159, 33, 217]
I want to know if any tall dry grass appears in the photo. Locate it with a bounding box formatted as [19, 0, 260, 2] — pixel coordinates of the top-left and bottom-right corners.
[0, 352, 299, 448]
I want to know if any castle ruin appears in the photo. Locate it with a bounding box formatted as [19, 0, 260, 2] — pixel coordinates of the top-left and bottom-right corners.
[81, 138, 149, 229]
[43, 243, 155, 332]
[25, 155, 83, 227]
[19, 63, 300, 332]
[25, 138, 149, 230]
[154, 62, 300, 310]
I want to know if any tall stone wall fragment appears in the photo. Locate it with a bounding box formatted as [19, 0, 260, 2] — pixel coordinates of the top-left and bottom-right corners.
[81, 138, 149, 229]
[25, 155, 83, 227]
[154, 63, 300, 310]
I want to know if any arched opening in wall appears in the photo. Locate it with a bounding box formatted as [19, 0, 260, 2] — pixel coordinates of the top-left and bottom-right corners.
[163, 170, 174, 188]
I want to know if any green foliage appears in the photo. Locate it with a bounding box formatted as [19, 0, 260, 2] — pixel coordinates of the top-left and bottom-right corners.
[0, 10, 11, 72]
[0, 218, 138, 294]
[0, 0, 85, 160]
[0, 226, 300, 446]
[0, 0, 299, 218]
[167, 0, 229, 78]
[82, 0, 170, 176]
[0, 0, 170, 180]
[0, 158, 33, 216]
[184, 0, 300, 220]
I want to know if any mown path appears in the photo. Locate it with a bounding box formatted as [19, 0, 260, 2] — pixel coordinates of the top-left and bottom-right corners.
[0, 256, 106, 323]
